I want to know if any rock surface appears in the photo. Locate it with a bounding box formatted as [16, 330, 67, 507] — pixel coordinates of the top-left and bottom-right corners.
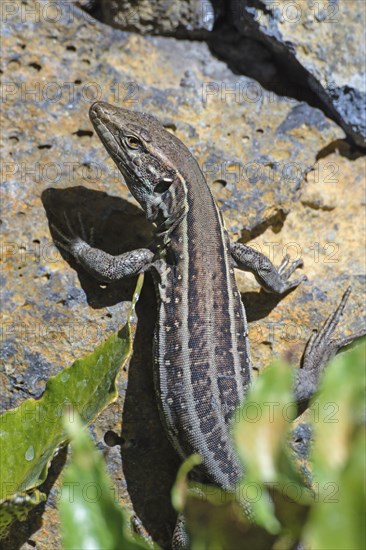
[82, 0, 219, 36]
[230, 0, 366, 147]
[1, 0, 365, 548]
[84, 1, 366, 146]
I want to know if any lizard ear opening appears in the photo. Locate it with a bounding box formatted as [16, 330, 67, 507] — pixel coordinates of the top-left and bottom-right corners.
[154, 178, 174, 194]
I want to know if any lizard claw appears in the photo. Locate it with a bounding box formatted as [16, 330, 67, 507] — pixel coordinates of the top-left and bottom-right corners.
[51, 221, 73, 249]
[51, 211, 93, 255]
[281, 258, 305, 281]
[62, 211, 90, 241]
[278, 254, 290, 274]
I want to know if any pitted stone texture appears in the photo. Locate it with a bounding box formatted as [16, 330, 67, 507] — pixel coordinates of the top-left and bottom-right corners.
[230, 0, 366, 147]
[97, 0, 219, 36]
[1, 1, 364, 547]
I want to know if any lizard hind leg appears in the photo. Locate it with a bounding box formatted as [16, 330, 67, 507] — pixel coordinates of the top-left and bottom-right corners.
[294, 287, 366, 402]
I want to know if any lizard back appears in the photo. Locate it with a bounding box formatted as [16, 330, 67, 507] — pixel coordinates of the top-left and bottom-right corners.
[152, 153, 252, 490]
[89, 101, 251, 490]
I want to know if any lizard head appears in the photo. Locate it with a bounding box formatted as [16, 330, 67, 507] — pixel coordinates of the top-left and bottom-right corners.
[89, 101, 192, 225]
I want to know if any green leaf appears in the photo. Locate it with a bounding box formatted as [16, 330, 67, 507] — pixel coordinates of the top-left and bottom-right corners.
[0, 274, 144, 536]
[0, 328, 131, 499]
[233, 361, 296, 484]
[171, 453, 202, 512]
[171, 344, 366, 549]
[59, 413, 151, 550]
[309, 341, 365, 484]
[182, 489, 277, 550]
[232, 362, 308, 534]
[304, 342, 366, 550]
[171, 456, 276, 550]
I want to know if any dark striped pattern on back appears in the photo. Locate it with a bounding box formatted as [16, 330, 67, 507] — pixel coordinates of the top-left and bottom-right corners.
[88, 101, 252, 492]
[153, 168, 251, 490]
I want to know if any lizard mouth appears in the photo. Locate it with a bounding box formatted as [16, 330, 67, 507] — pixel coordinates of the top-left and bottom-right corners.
[88, 102, 151, 196]
[89, 101, 118, 142]
[89, 102, 141, 156]
[89, 101, 116, 122]
[89, 102, 130, 169]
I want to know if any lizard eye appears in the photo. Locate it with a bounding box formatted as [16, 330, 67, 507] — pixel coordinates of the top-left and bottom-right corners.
[126, 136, 142, 149]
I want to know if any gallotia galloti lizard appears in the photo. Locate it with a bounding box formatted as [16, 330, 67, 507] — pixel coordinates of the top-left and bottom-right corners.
[54, 101, 365, 548]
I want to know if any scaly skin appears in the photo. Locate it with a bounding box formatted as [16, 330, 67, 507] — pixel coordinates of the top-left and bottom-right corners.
[52, 101, 365, 548]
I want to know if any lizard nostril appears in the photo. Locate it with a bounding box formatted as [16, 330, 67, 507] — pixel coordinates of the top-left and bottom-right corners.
[89, 101, 106, 118]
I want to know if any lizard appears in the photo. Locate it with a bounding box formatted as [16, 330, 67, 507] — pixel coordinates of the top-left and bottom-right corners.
[53, 101, 365, 548]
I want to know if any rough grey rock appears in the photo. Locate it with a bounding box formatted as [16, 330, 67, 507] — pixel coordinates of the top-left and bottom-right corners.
[1, 0, 365, 547]
[229, 0, 366, 147]
[97, 0, 221, 36]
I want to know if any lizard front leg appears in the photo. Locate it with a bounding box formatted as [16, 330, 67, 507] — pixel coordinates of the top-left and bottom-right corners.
[230, 242, 306, 293]
[52, 214, 154, 282]
[231, 242, 365, 399]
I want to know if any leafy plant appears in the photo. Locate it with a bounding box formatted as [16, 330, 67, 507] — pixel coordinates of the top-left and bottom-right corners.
[0, 275, 143, 538]
[173, 342, 365, 550]
[59, 412, 152, 550]
[1, 271, 363, 549]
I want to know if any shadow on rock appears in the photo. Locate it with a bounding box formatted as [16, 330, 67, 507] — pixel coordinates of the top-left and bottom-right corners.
[42, 186, 154, 308]
[42, 185, 180, 548]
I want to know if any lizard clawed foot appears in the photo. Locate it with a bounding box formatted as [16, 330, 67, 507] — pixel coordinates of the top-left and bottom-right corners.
[258, 256, 307, 294]
[278, 255, 304, 277]
[268, 254, 308, 294]
[295, 286, 366, 401]
[51, 211, 94, 257]
[278, 254, 305, 281]
[230, 242, 307, 294]
[277, 256, 307, 292]
[301, 286, 364, 371]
